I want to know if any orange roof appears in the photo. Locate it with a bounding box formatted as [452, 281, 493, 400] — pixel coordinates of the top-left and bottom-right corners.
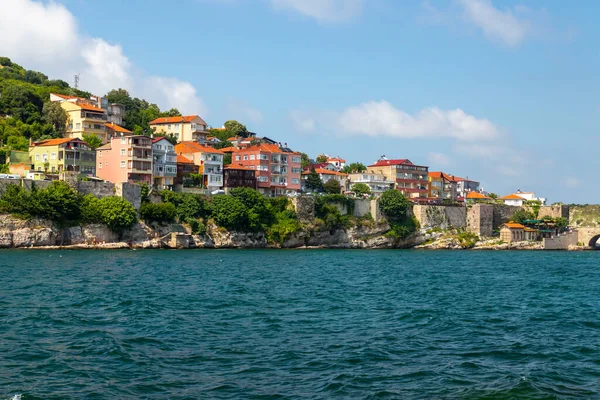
[31, 138, 78, 147]
[466, 192, 491, 199]
[503, 222, 526, 229]
[77, 102, 105, 112]
[302, 168, 347, 176]
[175, 141, 223, 154]
[327, 157, 346, 162]
[105, 122, 132, 134]
[176, 154, 194, 164]
[149, 115, 206, 125]
[225, 164, 255, 171]
[500, 194, 526, 200]
[237, 143, 280, 154]
[219, 146, 238, 153]
[227, 137, 237, 141]
[52, 93, 86, 101]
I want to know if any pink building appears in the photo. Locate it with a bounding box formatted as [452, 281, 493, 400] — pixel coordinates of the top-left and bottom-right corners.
[233, 143, 302, 197]
[96, 134, 153, 184]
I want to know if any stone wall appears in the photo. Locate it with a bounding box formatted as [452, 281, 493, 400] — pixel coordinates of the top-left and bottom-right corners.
[522, 204, 570, 221]
[292, 196, 315, 223]
[570, 206, 600, 228]
[544, 231, 578, 250]
[413, 205, 466, 230]
[76, 181, 115, 198]
[577, 227, 600, 247]
[353, 199, 371, 217]
[371, 199, 383, 222]
[467, 204, 493, 237]
[0, 178, 21, 195]
[492, 204, 521, 230]
[115, 182, 142, 210]
[22, 179, 52, 191]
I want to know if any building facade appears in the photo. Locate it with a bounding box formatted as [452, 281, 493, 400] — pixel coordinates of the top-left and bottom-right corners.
[347, 172, 395, 195]
[224, 164, 257, 192]
[96, 135, 153, 184]
[428, 172, 458, 201]
[456, 178, 480, 198]
[152, 137, 177, 189]
[175, 155, 198, 186]
[367, 158, 429, 199]
[301, 168, 347, 191]
[233, 143, 302, 197]
[499, 194, 526, 207]
[30, 138, 96, 176]
[174, 142, 223, 189]
[149, 116, 208, 143]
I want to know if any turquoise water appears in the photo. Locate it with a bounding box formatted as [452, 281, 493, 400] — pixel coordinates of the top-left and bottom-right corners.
[1, 250, 600, 399]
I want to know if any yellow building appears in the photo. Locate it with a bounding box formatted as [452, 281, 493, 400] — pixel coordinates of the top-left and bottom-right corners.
[149, 115, 208, 143]
[51, 94, 109, 142]
[29, 138, 96, 175]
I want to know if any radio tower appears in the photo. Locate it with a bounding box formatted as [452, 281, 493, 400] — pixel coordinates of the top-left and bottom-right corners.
[74, 73, 80, 89]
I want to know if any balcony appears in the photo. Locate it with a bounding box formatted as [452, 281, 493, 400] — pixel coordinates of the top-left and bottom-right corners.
[80, 111, 107, 121]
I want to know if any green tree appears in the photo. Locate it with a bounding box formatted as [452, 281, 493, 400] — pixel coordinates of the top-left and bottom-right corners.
[342, 162, 367, 173]
[230, 187, 275, 230]
[140, 202, 177, 223]
[223, 153, 232, 166]
[82, 134, 103, 150]
[323, 179, 341, 194]
[300, 153, 311, 169]
[97, 196, 137, 234]
[379, 190, 410, 222]
[0, 84, 43, 122]
[211, 195, 250, 231]
[223, 120, 247, 137]
[35, 181, 81, 225]
[555, 217, 568, 230]
[316, 154, 327, 163]
[351, 183, 371, 196]
[511, 209, 535, 224]
[42, 102, 67, 135]
[305, 166, 323, 192]
[489, 193, 498, 199]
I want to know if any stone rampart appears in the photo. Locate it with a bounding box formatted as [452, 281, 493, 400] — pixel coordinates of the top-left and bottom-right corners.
[353, 199, 371, 217]
[22, 179, 52, 191]
[115, 183, 142, 210]
[577, 227, 600, 247]
[544, 231, 578, 250]
[76, 181, 115, 198]
[467, 204, 493, 237]
[413, 205, 466, 230]
[492, 204, 521, 230]
[293, 196, 315, 223]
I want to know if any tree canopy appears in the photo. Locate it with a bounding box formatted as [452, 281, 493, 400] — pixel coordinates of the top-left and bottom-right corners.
[342, 162, 367, 174]
[305, 166, 323, 192]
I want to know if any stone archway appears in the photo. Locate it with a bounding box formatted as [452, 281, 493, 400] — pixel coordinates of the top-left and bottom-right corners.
[589, 235, 600, 249]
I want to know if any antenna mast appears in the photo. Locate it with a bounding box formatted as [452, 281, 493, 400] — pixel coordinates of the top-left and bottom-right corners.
[74, 73, 80, 89]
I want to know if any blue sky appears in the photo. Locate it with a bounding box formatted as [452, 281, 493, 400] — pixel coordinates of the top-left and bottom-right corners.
[1, 0, 598, 203]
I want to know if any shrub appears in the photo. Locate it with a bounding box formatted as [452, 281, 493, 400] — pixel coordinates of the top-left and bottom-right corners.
[95, 196, 137, 234]
[0, 184, 31, 217]
[189, 219, 207, 235]
[211, 195, 250, 231]
[160, 191, 209, 222]
[230, 187, 274, 230]
[379, 190, 410, 222]
[140, 202, 177, 223]
[323, 179, 341, 194]
[267, 211, 301, 245]
[386, 217, 419, 240]
[511, 209, 535, 224]
[351, 183, 371, 196]
[457, 231, 479, 249]
[80, 194, 103, 224]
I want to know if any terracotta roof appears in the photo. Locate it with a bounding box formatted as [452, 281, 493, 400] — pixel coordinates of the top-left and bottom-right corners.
[500, 194, 526, 200]
[219, 146, 238, 153]
[97, 143, 111, 151]
[32, 138, 78, 147]
[428, 171, 457, 181]
[105, 122, 132, 134]
[176, 154, 193, 164]
[149, 115, 206, 125]
[302, 168, 347, 176]
[227, 137, 237, 142]
[368, 159, 426, 168]
[77, 102, 105, 112]
[175, 141, 223, 154]
[466, 192, 491, 199]
[502, 222, 526, 229]
[52, 93, 86, 101]
[225, 164, 255, 171]
[327, 157, 346, 163]
[152, 136, 173, 144]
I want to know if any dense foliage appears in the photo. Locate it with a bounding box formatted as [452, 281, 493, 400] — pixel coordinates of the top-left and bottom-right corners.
[379, 190, 418, 240]
[206, 120, 249, 142]
[511, 209, 535, 224]
[323, 179, 341, 194]
[304, 166, 323, 192]
[351, 183, 371, 196]
[341, 162, 367, 174]
[140, 202, 177, 223]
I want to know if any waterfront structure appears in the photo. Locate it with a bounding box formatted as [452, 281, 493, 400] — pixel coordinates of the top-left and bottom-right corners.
[149, 116, 208, 143]
[499, 193, 526, 207]
[29, 138, 96, 176]
[96, 134, 152, 184]
[347, 172, 395, 195]
[233, 143, 302, 197]
[499, 222, 539, 243]
[174, 141, 223, 189]
[175, 154, 198, 186]
[223, 164, 257, 192]
[152, 137, 177, 189]
[428, 172, 458, 201]
[367, 158, 429, 199]
[301, 168, 347, 191]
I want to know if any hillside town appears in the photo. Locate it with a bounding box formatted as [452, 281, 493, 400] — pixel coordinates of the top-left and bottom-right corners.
[0, 91, 548, 208]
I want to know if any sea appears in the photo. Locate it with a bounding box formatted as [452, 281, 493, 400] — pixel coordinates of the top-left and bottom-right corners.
[1, 249, 600, 399]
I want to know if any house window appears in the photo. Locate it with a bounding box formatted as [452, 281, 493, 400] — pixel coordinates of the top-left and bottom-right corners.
[292, 157, 301, 163]
[121, 138, 126, 144]
[42, 154, 48, 161]
[168, 124, 171, 130]
[51, 166, 56, 172]
[243, 155, 248, 160]
[50, 152, 56, 160]
[120, 161, 126, 168]
[35, 154, 40, 161]
[99, 151, 102, 158]
[68, 123, 73, 130]
[250, 155, 255, 160]
[292, 178, 300, 184]
[120, 149, 126, 156]
[236, 155, 240, 161]
[76, 123, 81, 129]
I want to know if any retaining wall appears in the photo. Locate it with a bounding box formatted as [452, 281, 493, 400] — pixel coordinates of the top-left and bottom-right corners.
[544, 231, 578, 250]
[467, 204, 494, 237]
[413, 205, 466, 230]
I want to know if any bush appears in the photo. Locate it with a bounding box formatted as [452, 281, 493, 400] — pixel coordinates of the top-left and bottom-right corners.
[323, 179, 341, 194]
[140, 202, 177, 223]
[457, 231, 479, 249]
[80, 194, 103, 224]
[386, 217, 419, 240]
[379, 190, 410, 222]
[511, 209, 535, 224]
[211, 195, 250, 231]
[160, 191, 209, 222]
[267, 211, 301, 245]
[94, 196, 137, 234]
[230, 187, 275, 230]
[189, 219, 207, 235]
[351, 183, 371, 196]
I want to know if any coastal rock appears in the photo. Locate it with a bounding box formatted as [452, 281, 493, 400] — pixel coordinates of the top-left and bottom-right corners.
[82, 224, 119, 244]
[0, 230, 12, 248]
[208, 223, 267, 248]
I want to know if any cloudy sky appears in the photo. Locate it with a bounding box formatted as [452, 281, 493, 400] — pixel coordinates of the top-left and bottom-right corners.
[1, 0, 598, 203]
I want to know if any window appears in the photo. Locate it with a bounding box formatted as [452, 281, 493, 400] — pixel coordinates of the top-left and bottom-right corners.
[175, 124, 179, 129]
[94, 124, 102, 130]
[105, 161, 108, 166]
[99, 163, 102, 169]
[292, 178, 300, 184]
[168, 124, 171, 129]
[250, 155, 255, 160]
[235, 155, 241, 161]
[51, 166, 56, 172]
[42, 154, 48, 161]
[292, 157, 301, 163]
[120, 149, 126, 156]
[99, 151, 102, 158]
[35, 154, 40, 161]
[191, 123, 196, 130]
[50, 152, 56, 160]
[120, 161, 126, 168]
[243, 155, 248, 160]
[68, 123, 73, 130]
[292, 168, 302, 174]
[258, 176, 268, 182]
[75, 123, 81, 129]
[84, 124, 91, 129]
[121, 138, 126, 144]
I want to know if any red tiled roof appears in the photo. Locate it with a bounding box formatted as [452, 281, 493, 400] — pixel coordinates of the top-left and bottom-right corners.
[466, 192, 491, 199]
[175, 141, 223, 154]
[105, 122, 132, 134]
[302, 168, 347, 176]
[503, 222, 526, 229]
[149, 115, 206, 125]
[500, 194, 526, 200]
[77, 102, 105, 112]
[225, 164, 255, 171]
[176, 154, 193, 164]
[327, 157, 346, 163]
[219, 146, 238, 153]
[32, 138, 78, 147]
[369, 159, 411, 167]
[227, 137, 237, 142]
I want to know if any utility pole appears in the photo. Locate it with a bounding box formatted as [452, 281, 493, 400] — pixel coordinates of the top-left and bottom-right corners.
[74, 74, 80, 89]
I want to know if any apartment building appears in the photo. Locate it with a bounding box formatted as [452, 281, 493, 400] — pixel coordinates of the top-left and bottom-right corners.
[233, 143, 302, 197]
[428, 172, 458, 201]
[301, 168, 347, 191]
[29, 138, 96, 176]
[152, 137, 177, 189]
[149, 116, 208, 143]
[347, 172, 395, 195]
[174, 141, 223, 189]
[367, 158, 429, 199]
[96, 134, 153, 184]
[175, 154, 199, 186]
[224, 164, 257, 192]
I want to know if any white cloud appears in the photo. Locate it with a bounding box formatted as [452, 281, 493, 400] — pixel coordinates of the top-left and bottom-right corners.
[428, 152, 453, 168]
[225, 99, 263, 125]
[270, 0, 363, 22]
[337, 101, 499, 141]
[0, 0, 206, 116]
[565, 178, 580, 188]
[457, 0, 530, 47]
[289, 110, 317, 133]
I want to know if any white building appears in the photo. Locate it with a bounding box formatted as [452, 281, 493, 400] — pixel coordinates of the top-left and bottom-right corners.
[152, 137, 177, 189]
